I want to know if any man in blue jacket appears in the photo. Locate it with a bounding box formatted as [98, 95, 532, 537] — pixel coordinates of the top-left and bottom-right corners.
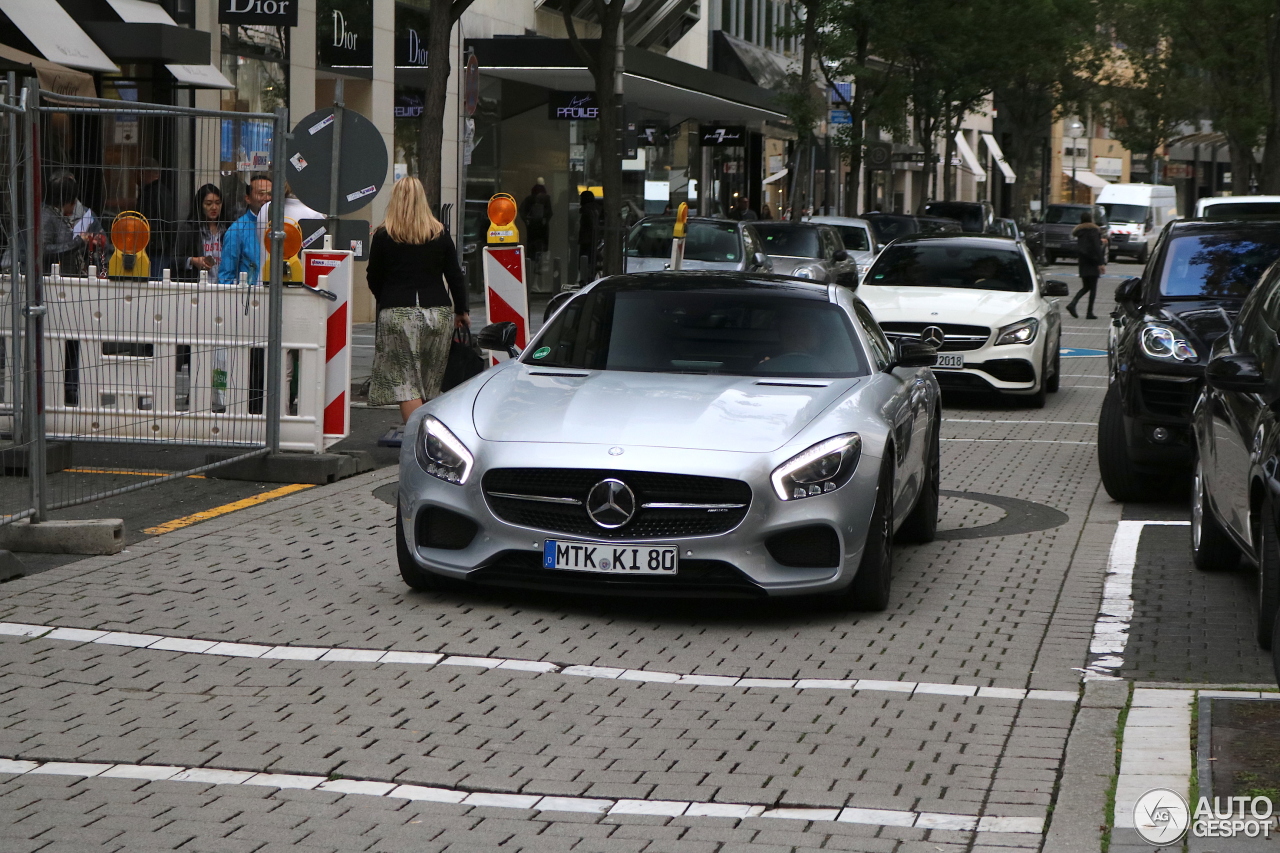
[219, 174, 272, 284]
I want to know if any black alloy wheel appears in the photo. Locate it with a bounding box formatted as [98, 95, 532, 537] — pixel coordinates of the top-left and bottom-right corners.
[397, 512, 444, 592]
[897, 415, 940, 544]
[1190, 455, 1240, 572]
[1256, 496, 1280, 649]
[840, 458, 895, 612]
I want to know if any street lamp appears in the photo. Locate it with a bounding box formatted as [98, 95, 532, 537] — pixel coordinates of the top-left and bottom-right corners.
[1066, 118, 1085, 203]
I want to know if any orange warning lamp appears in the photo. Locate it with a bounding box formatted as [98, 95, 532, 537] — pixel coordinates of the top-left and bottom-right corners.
[263, 219, 305, 282]
[108, 211, 151, 278]
[487, 193, 521, 244]
[673, 202, 689, 238]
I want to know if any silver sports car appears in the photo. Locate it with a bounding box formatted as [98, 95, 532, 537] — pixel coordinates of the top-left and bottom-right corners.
[396, 273, 940, 609]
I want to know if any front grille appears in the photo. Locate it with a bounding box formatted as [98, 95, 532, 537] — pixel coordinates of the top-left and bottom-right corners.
[1138, 376, 1199, 420]
[1111, 232, 1130, 243]
[469, 551, 766, 598]
[933, 371, 993, 390]
[880, 322, 991, 352]
[482, 468, 752, 539]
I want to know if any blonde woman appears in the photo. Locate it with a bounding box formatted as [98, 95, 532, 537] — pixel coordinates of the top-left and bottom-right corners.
[366, 177, 470, 423]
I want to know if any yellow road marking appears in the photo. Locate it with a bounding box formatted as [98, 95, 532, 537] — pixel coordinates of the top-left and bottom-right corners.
[143, 484, 315, 535]
[66, 467, 206, 479]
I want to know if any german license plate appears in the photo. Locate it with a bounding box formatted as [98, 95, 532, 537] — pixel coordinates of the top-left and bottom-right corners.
[935, 353, 964, 369]
[543, 540, 678, 574]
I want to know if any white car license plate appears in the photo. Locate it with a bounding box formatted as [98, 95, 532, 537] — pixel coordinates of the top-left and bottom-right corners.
[935, 353, 964, 369]
[543, 540, 678, 575]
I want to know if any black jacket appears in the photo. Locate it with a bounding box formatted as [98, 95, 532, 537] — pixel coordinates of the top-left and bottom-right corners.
[1072, 222, 1106, 276]
[366, 227, 469, 312]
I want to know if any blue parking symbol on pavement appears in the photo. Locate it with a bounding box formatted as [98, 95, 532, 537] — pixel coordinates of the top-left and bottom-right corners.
[1060, 347, 1107, 358]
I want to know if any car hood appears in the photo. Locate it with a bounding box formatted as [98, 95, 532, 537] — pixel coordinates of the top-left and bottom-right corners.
[625, 257, 742, 273]
[767, 256, 824, 277]
[857, 285, 1040, 325]
[1145, 300, 1238, 348]
[472, 367, 860, 453]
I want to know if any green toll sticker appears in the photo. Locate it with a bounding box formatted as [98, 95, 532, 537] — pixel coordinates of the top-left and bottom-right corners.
[532, 346, 551, 359]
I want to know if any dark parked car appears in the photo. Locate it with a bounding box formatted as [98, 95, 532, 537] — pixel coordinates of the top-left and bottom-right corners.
[752, 221, 861, 286]
[1028, 204, 1109, 264]
[864, 213, 962, 245]
[1190, 255, 1280, 660]
[1099, 221, 1280, 502]
[922, 200, 994, 234]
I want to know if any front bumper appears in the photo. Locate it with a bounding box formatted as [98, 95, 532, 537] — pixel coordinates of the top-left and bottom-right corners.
[1121, 370, 1201, 467]
[930, 340, 1044, 395]
[397, 440, 882, 598]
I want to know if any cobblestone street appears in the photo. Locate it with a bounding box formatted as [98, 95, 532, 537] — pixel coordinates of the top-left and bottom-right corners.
[0, 268, 1264, 852]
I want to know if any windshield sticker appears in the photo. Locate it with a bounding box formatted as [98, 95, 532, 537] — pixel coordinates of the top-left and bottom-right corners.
[532, 346, 551, 359]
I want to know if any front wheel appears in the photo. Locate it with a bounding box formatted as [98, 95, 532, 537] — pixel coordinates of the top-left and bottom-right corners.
[1190, 455, 1240, 572]
[1046, 339, 1061, 393]
[838, 460, 895, 612]
[1136, 244, 1149, 265]
[1098, 384, 1154, 501]
[1256, 497, 1280, 649]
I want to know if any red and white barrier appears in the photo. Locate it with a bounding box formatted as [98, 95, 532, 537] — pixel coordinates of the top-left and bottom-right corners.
[302, 249, 353, 446]
[482, 246, 529, 366]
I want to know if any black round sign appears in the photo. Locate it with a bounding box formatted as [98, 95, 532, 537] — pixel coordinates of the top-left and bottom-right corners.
[866, 141, 893, 169]
[286, 108, 389, 216]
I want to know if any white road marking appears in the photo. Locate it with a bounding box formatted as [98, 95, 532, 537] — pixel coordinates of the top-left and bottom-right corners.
[0, 757, 1043, 832]
[0, 621, 1075, 702]
[1084, 520, 1190, 680]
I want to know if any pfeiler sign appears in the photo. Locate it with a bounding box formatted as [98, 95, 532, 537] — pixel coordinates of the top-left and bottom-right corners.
[219, 0, 299, 26]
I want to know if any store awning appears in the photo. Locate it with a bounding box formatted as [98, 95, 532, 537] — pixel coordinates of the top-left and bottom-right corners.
[0, 43, 94, 96]
[1063, 168, 1110, 190]
[166, 63, 233, 89]
[469, 38, 785, 124]
[981, 132, 1016, 183]
[763, 168, 788, 185]
[73, 0, 210, 64]
[0, 0, 116, 72]
[954, 131, 986, 181]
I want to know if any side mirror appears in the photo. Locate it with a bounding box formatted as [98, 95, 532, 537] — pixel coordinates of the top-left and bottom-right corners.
[476, 321, 521, 358]
[1206, 352, 1265, 392]
[753, 251, 771, 270]
[891, 338, 937, 369]
[832, 249, 850, 262]
[1043, 280, 1070, 297]
[1115, 276, 1142, 305]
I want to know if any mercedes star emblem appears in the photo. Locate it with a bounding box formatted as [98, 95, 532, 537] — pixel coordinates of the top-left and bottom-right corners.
[586, 478, 636, 529]
[608, 446, 624, 456]
[920, 326, 946, 348]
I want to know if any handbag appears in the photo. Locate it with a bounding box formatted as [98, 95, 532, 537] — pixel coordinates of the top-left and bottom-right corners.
[441, 323, 486, 392]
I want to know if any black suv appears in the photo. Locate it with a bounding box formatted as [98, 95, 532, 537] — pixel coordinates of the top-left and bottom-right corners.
[1100, 221, 1280, 501]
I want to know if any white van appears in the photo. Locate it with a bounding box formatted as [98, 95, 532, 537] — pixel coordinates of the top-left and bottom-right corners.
[1195, 195, 1280, 220]
[1096, 183, 1179, 263]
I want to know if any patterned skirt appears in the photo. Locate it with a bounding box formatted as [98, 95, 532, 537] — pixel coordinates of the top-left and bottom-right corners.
[368, 306, 454, 407]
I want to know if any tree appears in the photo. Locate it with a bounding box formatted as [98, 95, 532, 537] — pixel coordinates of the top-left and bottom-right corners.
[778, 0, 822, 220]
[562, 1, 627, 275]
[418, 0, 478, 213]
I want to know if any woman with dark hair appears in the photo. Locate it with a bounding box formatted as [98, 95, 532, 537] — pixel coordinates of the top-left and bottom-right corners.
[177, 184, 229, 280]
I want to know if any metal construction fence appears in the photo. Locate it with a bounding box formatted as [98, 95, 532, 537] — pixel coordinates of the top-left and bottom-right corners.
[0, 81, 293, 525]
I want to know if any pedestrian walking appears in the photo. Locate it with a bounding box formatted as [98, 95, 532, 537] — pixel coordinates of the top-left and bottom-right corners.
[177, 184, 228, 281]
[577, 190, 601, 286]
[1066, 209, 1106, 319]
[218, 174, 271, 284]
[366, 176, 470, 425]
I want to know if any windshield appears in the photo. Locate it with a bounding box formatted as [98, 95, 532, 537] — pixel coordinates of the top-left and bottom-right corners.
[924, 203, 982, 230]
[1102, 203, 1148, 224]
[526, 287, 867, 378]
[865, 215, 919, 244]
[1202, 201, 1280, 220]
[753, 224, 822, 258]
[1043, 206, 1090, 225]
[627, 221, 743, 263]
[832, 225, 871, 251]
[865, 243, 1032, 292]
[1159, 233, 1280, 298]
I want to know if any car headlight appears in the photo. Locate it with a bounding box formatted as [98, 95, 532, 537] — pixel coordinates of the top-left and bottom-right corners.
[791, 265, 821, 280]
[416, 415, 474, 484]
[1140, 324, 1198, 361]
[995, 317, 1039, 346]
[771, 434, 862, 501]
